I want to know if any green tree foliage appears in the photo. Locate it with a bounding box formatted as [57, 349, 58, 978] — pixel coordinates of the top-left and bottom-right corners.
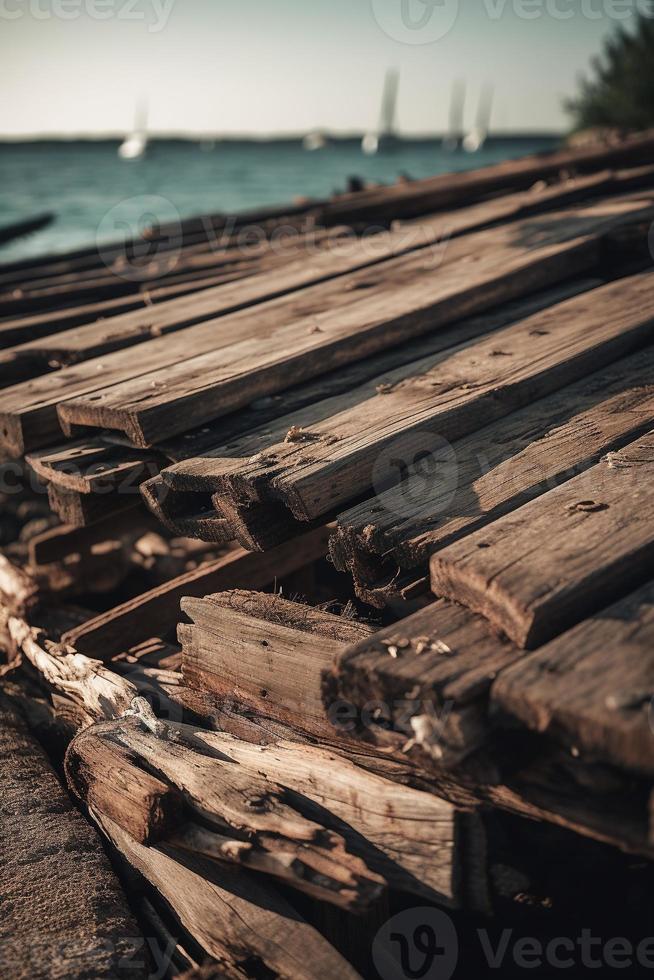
[566, 8, 654, 131]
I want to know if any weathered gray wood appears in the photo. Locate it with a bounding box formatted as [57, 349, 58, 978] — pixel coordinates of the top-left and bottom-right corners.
[0, 692, 146, 980]
[431, 431, 654, 648]
[160, 271, 654, 532]
[93, 810, 362, 980]
[62, 526, 330, 659]
[491, 579, 654, 777]
[180, 590, 375, 738]
[331, 345, 654, 605]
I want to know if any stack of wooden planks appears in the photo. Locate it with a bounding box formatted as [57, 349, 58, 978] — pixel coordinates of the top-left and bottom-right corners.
[3, 136, 654, 978]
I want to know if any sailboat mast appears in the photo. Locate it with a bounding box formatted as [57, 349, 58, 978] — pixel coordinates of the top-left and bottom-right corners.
[379, 68, 399, 139]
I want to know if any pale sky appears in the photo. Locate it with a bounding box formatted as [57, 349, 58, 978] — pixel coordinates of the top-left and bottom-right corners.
[0, 0, 641, 136]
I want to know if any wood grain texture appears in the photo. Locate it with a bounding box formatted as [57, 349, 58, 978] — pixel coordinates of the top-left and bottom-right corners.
[161, 270, 654, 529]
[331, 345, 654, 605]
[151, 277, 599, 538]
[324, 597, 519, 768]
[93, 811, 362, 980]
[491, 579, 654, 776]
[180, 590, 375, 737]
[140, 717, 466, 904]
[68, 714, 385, 911]
[55, 195, 651, 446]
[0, 171, 625, 377]
[430, 431, 654, 648]
[66, 726, 184, 844]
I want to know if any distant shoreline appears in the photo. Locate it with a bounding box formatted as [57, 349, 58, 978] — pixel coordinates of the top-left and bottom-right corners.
[0, 133, 563, 147]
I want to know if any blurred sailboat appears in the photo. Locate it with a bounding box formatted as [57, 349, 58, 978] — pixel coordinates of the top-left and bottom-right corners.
[118, 100, 148, 161]
[463, 83, 494, 153]
[362, 68, 399, 155]
[442, 79, 466, 152]
[303, 131, 328, 151]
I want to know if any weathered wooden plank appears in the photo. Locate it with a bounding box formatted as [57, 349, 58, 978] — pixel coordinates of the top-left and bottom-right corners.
[331, 345, 654, 605]
[94, 811, 362, 980]
[0, 172, 622, 378]
[0, 231, 352, 373]
[180, 590, 374, 738]
[2, 196, 648, 457]
[54, 195, 654, 449]
[68, 714, 385, 911]
[26, 280, 595, 541]
[146, 277, 599, 540]
[46, 481, 143, 527]
[26, 439, 163, 496]
[319, 129, 654, 225]
[66, 726, 184, 844]
[62, 526, 330, 658]
[491, 579, 654, 776]
[27, 507, 156, 566]
[120, 713, 469, 905]
[139, 476, 230, 542]
[323, 597, 519, 768]
[160, 271, 654, 535]
[169, 668, 654, 857]
[0, 692, 146, 980]
[430, 431, 654, 648]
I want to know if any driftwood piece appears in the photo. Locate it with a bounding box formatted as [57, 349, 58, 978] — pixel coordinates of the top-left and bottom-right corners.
[491, 579, 654, 777]
[179, 590, 375, 738]
[67, 712, 385, 911]
[66, 725, 184, 843]
[154, 719, 472, 906]
[331, 344, 654, 605]
[62, 525, 330, 659]
[93, 810, 362, 980]
[430, 431, 654, 648]
[7, 616, 137, 726]
[0, 692, 146, 980]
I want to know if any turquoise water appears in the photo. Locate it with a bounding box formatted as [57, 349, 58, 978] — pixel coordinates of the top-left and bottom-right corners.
[0, 136, 560, 262]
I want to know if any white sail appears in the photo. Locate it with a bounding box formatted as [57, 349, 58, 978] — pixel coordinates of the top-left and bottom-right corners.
[119, 100, 148, 161]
